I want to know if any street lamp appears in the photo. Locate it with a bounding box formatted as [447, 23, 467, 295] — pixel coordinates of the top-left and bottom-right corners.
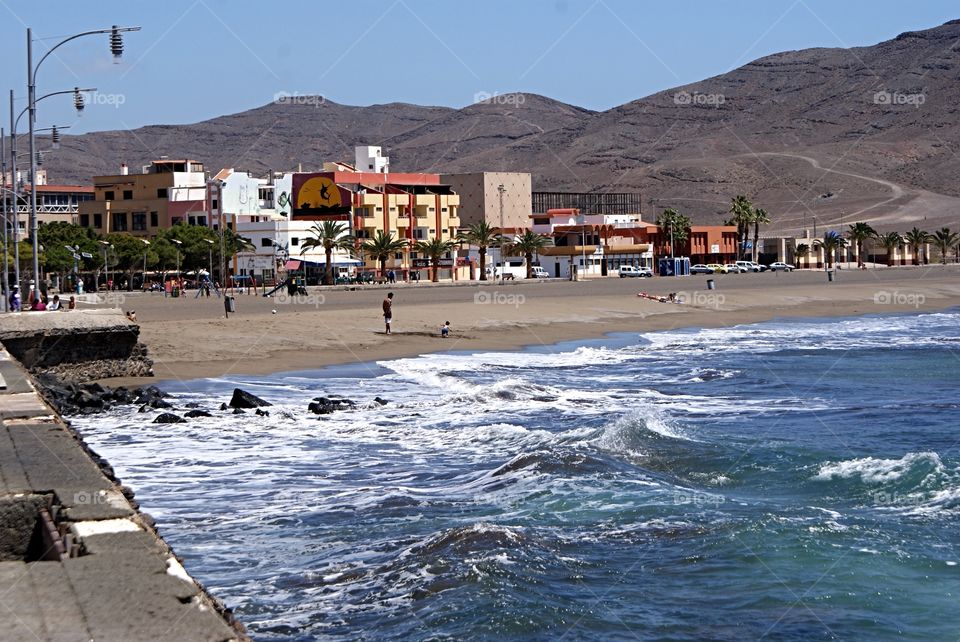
[203, 238, 214, 282]
[26, 25, 140, 294]
[497, 184, 506, 284]
[98, 240, 112, 290]
[140, 239, 150, 290]
[171, 238, 182, 281]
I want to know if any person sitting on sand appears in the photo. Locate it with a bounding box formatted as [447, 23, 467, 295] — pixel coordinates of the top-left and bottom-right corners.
[31, 296, 47, 311]
[47, 295, 61, 311]
[440, 321, 450, 338]
[68, 296, 76, 310]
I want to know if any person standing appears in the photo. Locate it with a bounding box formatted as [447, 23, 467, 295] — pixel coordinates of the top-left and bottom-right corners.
[382, 292, 394, 335]
[9, 286, 21, 312]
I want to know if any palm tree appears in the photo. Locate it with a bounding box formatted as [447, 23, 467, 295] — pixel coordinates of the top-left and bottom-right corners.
[795, 243, 810, 269]
[846, 222, 877, 268]
[931, 227, 960, 265]
[752, 208, 770, 262]
[728, 195, 754, 260]
[361, 230, 407, 279]
[504, 230, 552, 278]
[903, 227, 931, 266]
[457, 221, 500, 281]
[813, 231, 846, 268]
[656, 208, 691, 257]
[300, 221, 354, 285]
[874, 231, 903, 267]
[413, 237, 459, 282]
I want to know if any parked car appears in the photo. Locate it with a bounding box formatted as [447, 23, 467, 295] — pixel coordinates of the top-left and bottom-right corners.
[725, 264, 746, 273]
[768, 261, 796, 272]
[707, 263, 729, 274]
[690, 264, 715, 275]
[735, 260, 763, 273]
[619, 265, 653, 278]
[530, 266, 550, 279]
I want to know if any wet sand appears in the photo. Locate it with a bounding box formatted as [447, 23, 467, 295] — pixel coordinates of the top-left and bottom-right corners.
[92, 266, 960, 387]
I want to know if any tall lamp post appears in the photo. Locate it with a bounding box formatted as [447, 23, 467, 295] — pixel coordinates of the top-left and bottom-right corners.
[171, 237, 182, 281]
[139, 239, 150, 291]
[203, 238, 214, 281]
[10, 87, 91, 295]
[497, 184, 505, 284]
[98, 240, 112, 290]
[27, 25, 140, 292]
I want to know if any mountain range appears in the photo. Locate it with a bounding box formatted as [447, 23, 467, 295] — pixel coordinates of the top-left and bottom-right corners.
[45, 19, 960, 235]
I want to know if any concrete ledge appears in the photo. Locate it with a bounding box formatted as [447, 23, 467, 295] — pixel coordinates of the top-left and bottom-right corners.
[0, 345, 242, 640]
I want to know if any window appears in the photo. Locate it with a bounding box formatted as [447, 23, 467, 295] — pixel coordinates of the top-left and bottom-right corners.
[261, 238, 272, 247]
[150, 211, 158, 227]
[122, 190, 133, 200]
[104, 190, 115, 201]
[157, 188, 168, 198]
[211, 199, 219, 209]
[132, 212, 147, 231]
[93, 213, 102, 228]
[291, 238, 299, 246]
[441, 207, 447, 212]
[394, 252, 403, 260]
[411, 252, 419, 259]
[375, 206, 383, 211]
[79, 214, 90, 227]
[112, 212, 128, 232]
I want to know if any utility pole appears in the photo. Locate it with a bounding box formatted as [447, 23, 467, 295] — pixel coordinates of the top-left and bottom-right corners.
[1, 127, 7, 311]
[497, 184, 505, 284]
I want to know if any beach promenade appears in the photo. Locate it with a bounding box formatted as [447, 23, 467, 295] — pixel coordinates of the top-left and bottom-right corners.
[0, 338, 240, 640]
[91, 266, 960, 385]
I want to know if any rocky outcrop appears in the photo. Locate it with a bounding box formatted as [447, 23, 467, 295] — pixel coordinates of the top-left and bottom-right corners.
[229, 388, 271, 409]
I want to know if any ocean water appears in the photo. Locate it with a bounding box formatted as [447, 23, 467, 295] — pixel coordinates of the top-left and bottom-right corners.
[74, 311, 960, 640]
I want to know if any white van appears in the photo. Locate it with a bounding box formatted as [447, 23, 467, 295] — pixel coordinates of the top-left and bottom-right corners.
[735, 260, 762, 273]
[530, 266, 549, 279]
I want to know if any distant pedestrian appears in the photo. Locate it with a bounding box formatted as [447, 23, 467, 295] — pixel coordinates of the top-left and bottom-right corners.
[382, 292, 394, 335]
[9, 286, 21, 312]
[440, 321, 450, 338]
[388, 269, 396, 284]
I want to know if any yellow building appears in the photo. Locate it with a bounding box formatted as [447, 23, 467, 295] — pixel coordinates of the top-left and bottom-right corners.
[77, 159, 208, 237]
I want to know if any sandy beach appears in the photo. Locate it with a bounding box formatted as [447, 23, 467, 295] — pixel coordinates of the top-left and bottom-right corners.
[93, 266, 960, 386]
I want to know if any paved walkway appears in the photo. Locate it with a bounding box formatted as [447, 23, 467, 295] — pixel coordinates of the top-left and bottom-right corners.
[0, 346, 239, 641]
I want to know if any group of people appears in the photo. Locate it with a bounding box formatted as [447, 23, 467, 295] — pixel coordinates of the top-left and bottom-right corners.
[381, 291, 451, 338]
[7, 286, 75, 312]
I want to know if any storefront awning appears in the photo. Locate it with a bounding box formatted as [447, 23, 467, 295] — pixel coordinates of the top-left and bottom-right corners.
[284, 260, 302, 271]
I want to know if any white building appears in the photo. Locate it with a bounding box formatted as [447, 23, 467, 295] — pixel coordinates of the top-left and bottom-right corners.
[209, 169, 357, 284]
[354, 145, 389, 173]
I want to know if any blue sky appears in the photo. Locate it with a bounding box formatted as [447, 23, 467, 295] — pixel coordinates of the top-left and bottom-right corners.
[0, 0, 956, 135]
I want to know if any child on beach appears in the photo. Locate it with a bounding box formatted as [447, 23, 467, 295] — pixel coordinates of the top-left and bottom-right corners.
[382, 292, 394, 335]
[440, 321, 450, 338]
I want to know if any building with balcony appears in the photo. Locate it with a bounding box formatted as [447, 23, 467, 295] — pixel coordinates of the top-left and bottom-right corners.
[77, 159, 208, 237]
[2, 183, 94, 241]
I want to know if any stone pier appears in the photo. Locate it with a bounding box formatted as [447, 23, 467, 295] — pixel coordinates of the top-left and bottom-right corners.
[0, 314, 243, 640]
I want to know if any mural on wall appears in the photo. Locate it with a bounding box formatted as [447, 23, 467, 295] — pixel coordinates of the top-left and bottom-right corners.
[292, 173, 352, 218]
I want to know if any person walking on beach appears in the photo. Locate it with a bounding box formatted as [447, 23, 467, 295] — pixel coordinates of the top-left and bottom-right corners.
[382, 292, 394, 335]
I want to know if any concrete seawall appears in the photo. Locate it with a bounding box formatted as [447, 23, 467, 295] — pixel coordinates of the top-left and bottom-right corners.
[0, 314, 244, 640]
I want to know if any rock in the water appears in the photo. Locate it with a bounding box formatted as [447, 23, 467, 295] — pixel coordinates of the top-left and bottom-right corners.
[255, 408, 270, 416]
[373, 397, 389, 406]
[229, 388, 272, 409]
[219, 403, 229, 411]
[307, 396, 357, 415]
[184, 409, 213, 418]
[148, 398, 173, 409]
[153, 412, 185, 424]
[232, 407, 246, 414]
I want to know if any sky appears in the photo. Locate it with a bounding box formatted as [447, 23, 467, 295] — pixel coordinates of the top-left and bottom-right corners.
[0, 0, 956, 136]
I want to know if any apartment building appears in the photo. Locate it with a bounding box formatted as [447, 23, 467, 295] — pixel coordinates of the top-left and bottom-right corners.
[77, 159, 208, 237]
[441, 172, 530, 231]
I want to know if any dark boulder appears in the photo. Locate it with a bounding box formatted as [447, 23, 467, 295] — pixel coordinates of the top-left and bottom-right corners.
[308, 396, 356, 415]
[153, 413, 186, 424]
[229, 388, 272, 409]
[373, 397, 389, 406]
[255, 409, 270, 417]
[219, 403, 229, 411]
[232, 408, 246, 414]
[184, 409, 213, 418]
